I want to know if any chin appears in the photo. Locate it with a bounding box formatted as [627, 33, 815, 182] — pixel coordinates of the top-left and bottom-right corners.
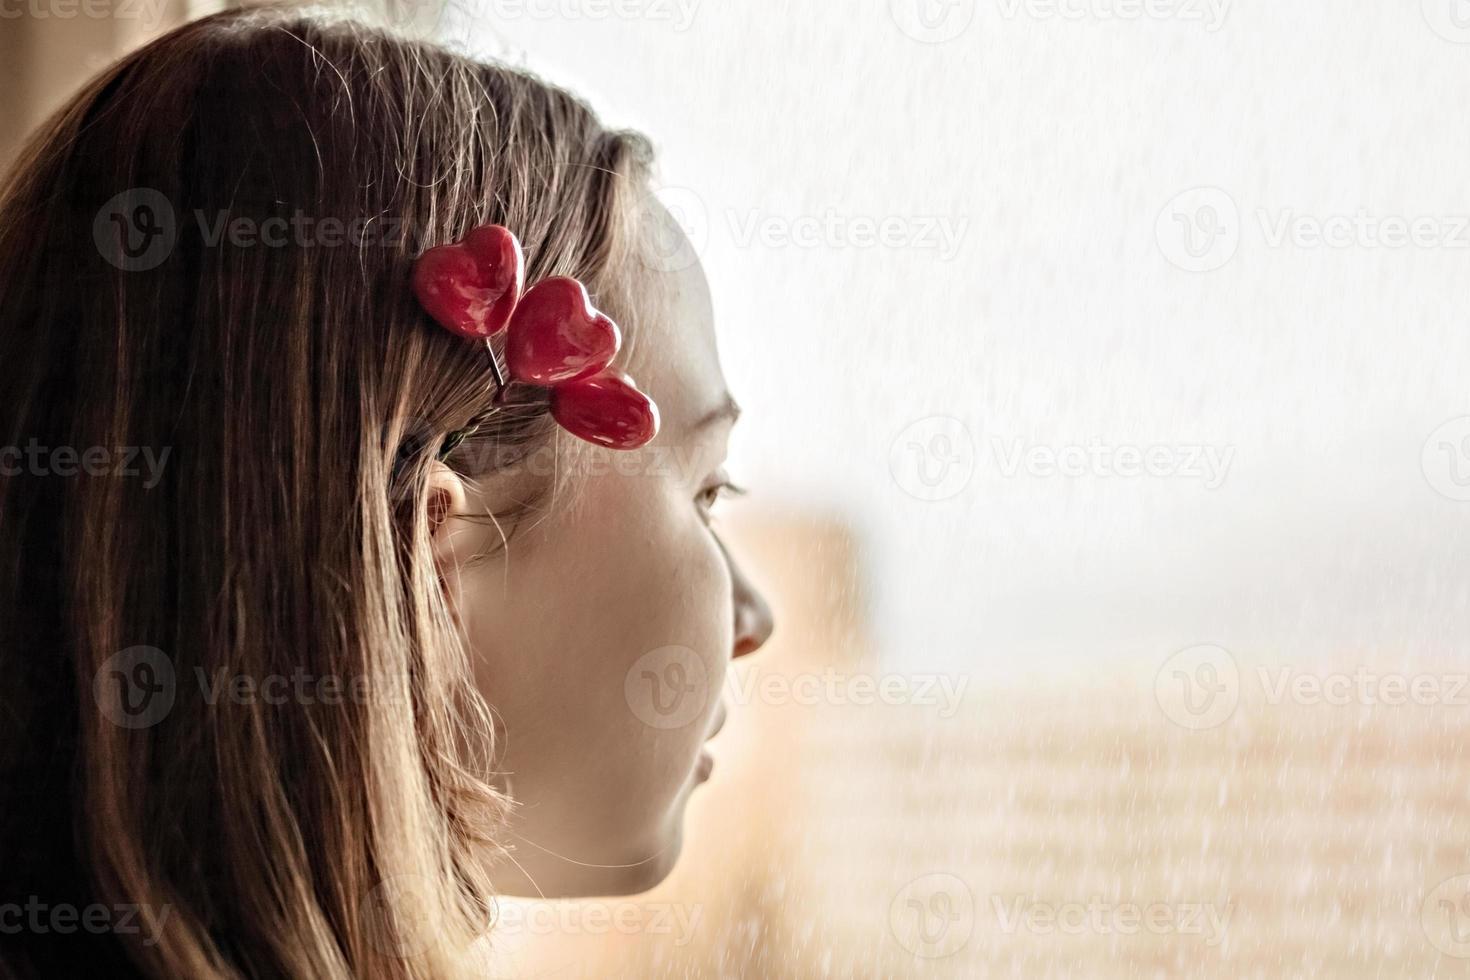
[578, 776, 705, 896]
[489, 809, 689, 899]
[593, 812, 689, 897]
[612, 838, 684, 896]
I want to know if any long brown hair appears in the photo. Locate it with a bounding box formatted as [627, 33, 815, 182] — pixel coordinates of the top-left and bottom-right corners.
[0, 8, 651, 977]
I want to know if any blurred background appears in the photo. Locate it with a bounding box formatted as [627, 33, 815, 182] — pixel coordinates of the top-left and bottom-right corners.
[6, 1, 1470, 975]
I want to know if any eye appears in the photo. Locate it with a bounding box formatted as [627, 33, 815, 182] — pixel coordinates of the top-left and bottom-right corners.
[696, 474, 746, 524]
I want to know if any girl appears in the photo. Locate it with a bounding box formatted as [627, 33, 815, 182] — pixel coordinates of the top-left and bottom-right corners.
[0, 7, 773, 977]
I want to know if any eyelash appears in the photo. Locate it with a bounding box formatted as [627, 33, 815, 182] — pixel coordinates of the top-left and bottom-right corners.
[697, 478, 746, 522]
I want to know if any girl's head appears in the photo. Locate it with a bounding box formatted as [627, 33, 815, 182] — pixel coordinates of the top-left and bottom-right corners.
[0, 8, 771, 977]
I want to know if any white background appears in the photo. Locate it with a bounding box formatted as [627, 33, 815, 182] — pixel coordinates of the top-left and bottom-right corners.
[451, 0, 1470, 676]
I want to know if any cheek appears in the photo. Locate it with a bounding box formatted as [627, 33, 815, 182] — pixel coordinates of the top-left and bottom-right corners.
[575, 470, 735, 720]
[461, 465, 733, 828]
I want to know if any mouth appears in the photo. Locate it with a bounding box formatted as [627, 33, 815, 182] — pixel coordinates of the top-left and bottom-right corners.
[694, 704, 728, 783]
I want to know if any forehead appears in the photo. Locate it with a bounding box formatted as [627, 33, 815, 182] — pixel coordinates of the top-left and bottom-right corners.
[617, 203, 727, 435]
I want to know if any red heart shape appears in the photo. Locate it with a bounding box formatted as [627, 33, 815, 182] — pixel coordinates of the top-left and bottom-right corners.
[551, 371, 660, 450]
[411, 225, 523, 339]
[505, 277, 621, 386]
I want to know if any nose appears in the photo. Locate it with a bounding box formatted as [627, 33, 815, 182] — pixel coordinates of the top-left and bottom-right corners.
[722, 538, 774, 660]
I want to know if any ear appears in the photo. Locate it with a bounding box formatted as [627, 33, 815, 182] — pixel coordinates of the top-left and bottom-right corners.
[425, 459, 474, 580]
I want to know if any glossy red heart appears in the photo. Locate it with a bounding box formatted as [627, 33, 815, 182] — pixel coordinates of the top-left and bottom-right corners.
[505, 277, 621, 386]
[411, 225, 523, 339]
[551, 371, 660, 450]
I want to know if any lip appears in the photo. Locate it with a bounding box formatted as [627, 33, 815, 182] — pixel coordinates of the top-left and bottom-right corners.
[706, 704, 728, 741]
[693, 704, 727, 784]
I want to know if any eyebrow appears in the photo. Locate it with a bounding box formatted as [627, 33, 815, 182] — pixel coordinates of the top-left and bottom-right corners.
[689, 393, 742, 435]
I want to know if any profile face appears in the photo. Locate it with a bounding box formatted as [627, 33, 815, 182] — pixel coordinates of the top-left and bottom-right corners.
[433, 213, 775, 897]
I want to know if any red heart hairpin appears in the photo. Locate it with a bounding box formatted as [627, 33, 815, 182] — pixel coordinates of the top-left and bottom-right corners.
[412, 224, 660, 451]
